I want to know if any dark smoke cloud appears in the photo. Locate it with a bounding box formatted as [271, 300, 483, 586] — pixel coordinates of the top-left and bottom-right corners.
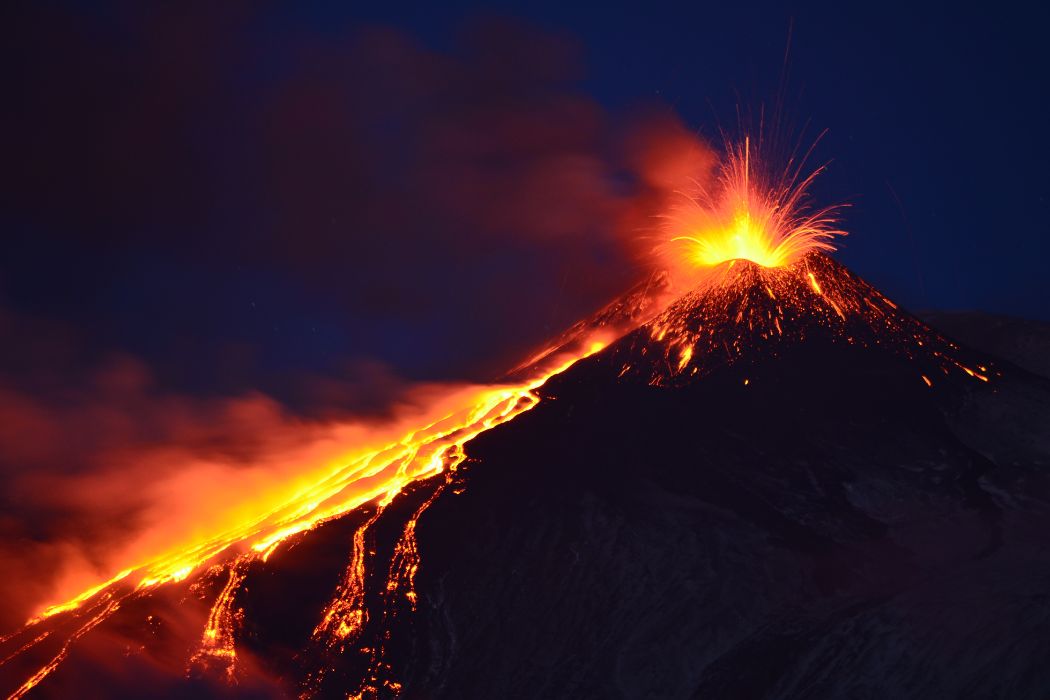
[0, 2, 717, 630]
[2, 5, 658, 387]
[0, 303, 499, 632]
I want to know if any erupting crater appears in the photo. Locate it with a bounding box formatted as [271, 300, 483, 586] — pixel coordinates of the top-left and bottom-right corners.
[659, 136, 843, 276]
[602, 252, 992, 389]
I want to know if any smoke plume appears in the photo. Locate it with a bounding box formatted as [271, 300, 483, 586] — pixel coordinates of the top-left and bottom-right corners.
[0, 3, 719, 631]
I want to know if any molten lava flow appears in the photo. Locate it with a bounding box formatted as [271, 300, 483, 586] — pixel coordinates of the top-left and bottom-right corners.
[659, 136, 844, 277]
[346, 457, 462, 700]
[312, 508, 385, 648]
[300, 505, 387, 695]
[188, 556, 252, 681]
[0, 335, 613, 697]
[7, 596, 123, 700]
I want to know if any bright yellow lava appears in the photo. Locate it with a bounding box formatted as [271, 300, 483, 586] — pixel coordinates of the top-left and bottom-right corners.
[663, 136, 843, 274]
[1, 334, 615, 699]
[673, 209, 788, 268]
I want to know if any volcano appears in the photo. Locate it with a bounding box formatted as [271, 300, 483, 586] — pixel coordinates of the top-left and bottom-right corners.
[3, 251, 1049, 699]
[603, 252, 989, 387]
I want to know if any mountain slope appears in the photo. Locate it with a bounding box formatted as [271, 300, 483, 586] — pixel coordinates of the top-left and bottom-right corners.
[922, 310, 1050, 379]
[401, 339, 1050, 699]
[4, 254, 1048, 699]
[390, 255, 1050, 699]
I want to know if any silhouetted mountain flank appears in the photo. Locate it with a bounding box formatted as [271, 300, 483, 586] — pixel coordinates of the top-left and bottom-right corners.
[922, 310, 1050, 379]
[603, 253, 993, 389]
[5, 254, 1049, 699]
[393, 255, 1050, 699]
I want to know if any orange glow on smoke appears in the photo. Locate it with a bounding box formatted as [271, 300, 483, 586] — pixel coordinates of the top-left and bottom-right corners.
[1, 333, 614, 698]
[661, 136, 844, 275]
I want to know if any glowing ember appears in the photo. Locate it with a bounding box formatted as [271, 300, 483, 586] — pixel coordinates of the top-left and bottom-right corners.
[660, 136, 844, 276]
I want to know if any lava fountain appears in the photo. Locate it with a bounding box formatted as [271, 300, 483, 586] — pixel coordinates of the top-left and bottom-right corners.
[657, 135, 844, 276]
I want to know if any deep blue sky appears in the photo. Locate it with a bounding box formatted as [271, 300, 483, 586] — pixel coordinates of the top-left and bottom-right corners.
[3, 1, 1048, 403]
[343, 0, 1048, 316]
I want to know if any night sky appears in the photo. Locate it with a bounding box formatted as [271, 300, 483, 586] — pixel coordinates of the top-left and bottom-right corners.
[3, 1, 1048, 400]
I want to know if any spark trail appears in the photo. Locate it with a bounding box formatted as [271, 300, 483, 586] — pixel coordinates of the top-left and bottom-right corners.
[658, 135, 844, 276]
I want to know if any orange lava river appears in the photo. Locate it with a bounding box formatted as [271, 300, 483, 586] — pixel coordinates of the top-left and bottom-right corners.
[0, 336, 613, 699]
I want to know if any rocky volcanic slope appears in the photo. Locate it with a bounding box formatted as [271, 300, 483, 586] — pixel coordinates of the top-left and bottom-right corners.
[922, 310, 1050, 379]
[8, 257, 1049, 699]
[391, 263, 1050, 699]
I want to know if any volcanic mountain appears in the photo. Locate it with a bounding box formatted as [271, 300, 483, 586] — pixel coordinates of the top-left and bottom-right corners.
[601, 252, 990, 388]
[3, 252, 1050, 699]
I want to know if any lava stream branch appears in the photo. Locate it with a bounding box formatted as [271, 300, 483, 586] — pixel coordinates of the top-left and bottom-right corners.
[7, 597, 124, 700]
[189, 556, 254, 682]
[300, 506, 385, 697]
[312, 508, 386, 649]
[354, 454, 463, 700]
